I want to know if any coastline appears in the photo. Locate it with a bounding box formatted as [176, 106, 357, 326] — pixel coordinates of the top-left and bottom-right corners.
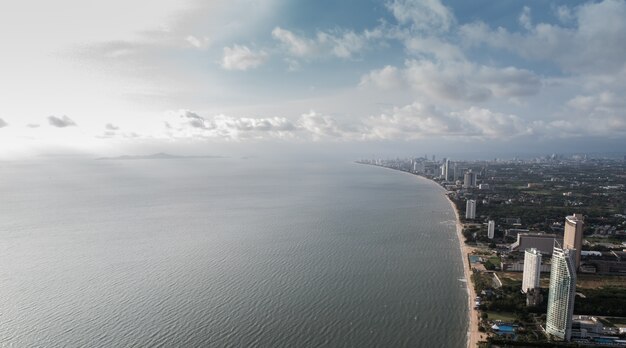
[444, 193, 481, 348]
[357, 163, 481, 347]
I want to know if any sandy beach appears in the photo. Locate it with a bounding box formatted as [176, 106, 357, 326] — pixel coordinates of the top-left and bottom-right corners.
[445, 194, 482, 348]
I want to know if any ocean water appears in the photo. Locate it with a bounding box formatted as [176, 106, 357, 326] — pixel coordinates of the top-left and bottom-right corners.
[0, 158, 467, 347]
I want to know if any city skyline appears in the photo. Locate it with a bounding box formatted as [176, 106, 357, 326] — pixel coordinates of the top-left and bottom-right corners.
[1, 0, 626, 158]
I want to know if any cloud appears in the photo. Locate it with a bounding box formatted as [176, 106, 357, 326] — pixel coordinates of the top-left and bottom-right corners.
[361, 59, 541, 102]
[221, 44, 268, 71]
[272, 27, 371, 62]
[365, 103, 530, 140]
[385, 0, 454, 33]
[297, 111, 364, 140]
[460, 0, 626, 74]
[519, 6, 532, 30]
[0, 118, 7, 128]
[317, 30, 367, 59]
[105, 123, 120, 130]
[163, 106, 537, 143]
[359, 65, 403, 90]
[272, 27, 317, 57]
[167, 110, 297, 140]
[403, 36, 464, 61]
[185, 35, 210, 49]
[27, 123, 40, 128]
[48, 115, 77, 128]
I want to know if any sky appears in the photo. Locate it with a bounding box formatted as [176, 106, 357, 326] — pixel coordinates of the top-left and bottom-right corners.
[1, 0, 625, 159]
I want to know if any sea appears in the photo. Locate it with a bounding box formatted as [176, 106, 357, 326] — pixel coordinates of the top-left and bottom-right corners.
[0, 158, 467, 347]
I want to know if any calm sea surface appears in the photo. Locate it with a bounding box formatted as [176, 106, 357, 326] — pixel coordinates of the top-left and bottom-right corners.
[0, 158, 467, 347]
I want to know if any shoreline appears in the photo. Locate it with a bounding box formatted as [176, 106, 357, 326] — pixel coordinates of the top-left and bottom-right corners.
[358, 163, 481, 347]
[444, 193, 481, 348]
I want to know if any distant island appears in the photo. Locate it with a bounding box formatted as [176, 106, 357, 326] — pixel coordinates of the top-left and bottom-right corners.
[96, 153, 225, 160]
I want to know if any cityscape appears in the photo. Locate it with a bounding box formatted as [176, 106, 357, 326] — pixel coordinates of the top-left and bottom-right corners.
[2, 0, 626, 346]
[358, 155, 626, 346]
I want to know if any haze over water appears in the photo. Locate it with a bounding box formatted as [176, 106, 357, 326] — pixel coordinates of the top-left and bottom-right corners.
[0, 158, 467, 347]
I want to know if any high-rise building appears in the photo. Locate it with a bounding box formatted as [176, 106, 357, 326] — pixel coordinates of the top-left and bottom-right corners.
[452, 162, 459, 181]
[443, 159, 451, 181]
[465, 199, 476, 219]
[463, 170, 477, 188]
[546, 244, 577, 341]
[522, 248, 541, 293]
[564, 214, 584, 268]
[487, 220, 495, 239]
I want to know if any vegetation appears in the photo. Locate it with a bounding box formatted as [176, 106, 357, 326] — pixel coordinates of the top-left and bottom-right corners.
[485, 311, 517, 322]
[575, 287, 626, 317]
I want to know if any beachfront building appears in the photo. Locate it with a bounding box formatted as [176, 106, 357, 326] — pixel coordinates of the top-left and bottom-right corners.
[564, 214, 584, 268]
[522, 248, 541, 293]
[487, 220, 495, 239]
[441, 159, 452, 181]
[463, 170, 477, 188]
[465, 199, 476, 219]
[510, 233, 561, 255]
[546, 244, 577, 341]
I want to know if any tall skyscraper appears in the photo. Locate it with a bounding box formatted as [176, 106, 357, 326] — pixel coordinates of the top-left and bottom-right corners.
[463, 170, 477, 188]
[465, 199, 476, 219]
[522, 248, 541, 293]
[443, 159, 451, 181]
[564, 214, 584, 268]
[487, 220, 495, 239]
[546, 244, 577, 341]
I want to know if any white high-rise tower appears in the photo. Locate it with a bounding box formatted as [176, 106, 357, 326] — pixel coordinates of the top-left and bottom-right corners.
[546, 244, 577, 341]
[522, 248, 541, 293]
[465, 200, 476, 219]
[487, 220, 495, 239]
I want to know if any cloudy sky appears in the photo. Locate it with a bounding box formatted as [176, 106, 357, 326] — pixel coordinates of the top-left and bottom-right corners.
[1, 0, 625, 158]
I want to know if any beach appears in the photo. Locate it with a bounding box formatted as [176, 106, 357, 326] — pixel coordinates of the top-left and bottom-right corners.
[445, 194, 482, 348]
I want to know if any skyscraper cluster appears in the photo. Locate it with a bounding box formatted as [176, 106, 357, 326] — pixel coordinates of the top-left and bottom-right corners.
[544, 214, 583, 341]
[519, 214, 584, 341]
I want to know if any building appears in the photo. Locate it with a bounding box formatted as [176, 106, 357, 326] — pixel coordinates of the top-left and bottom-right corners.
[510, 233, 562, 255]
[571, 316, 603, 338]
[442, 159, 452, 181]
[522, 248, 542, 293]
[564, 214, 584, 268]
[526, 288, 543, 307]
[463, 170, 477, 188]
[546, 244, 577, 341]
[526, 287, 543, 307]
[505, 228, 529, 239]
[487, 220, 495, 239]
[466, 199, 476, 219]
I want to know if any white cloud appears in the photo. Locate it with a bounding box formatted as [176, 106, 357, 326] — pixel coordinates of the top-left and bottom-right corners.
[555, 5, 573, 23]
[221, 45, 268, 71]
[385, 0, 454, 33]
[403, 36, 464, 61]
[272, 27, 318, 57]
[0, 118, 7, 128]
[460, 0, 626, 74]
[359, 66, 403, 90]
[364, 103, 529, 140]
[272, 26, 371, 62]
[317, 31, 366, 59]
[404, 60, 540, 102]
[185, 35, 210, 49]
[519, 6, 532, 30]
